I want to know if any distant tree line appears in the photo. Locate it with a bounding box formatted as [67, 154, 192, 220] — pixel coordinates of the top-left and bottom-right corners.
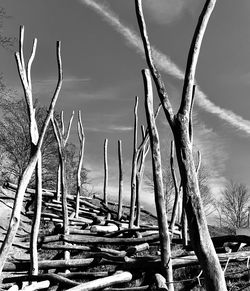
[214, 180, 250, 233]
[0, 96, 89, 195]
[147, 163, 250, 234]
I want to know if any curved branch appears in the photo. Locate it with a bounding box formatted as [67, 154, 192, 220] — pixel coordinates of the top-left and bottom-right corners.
[135, 0, 174, 125]
[178, 0, 216, 116]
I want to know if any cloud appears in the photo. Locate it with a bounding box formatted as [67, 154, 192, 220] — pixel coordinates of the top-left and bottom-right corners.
[79, 0, 250, 136]
[85, 119, 133, 133]
[108, 126, 133, 132]
[85, 125, 133, 133]
[192, 113, 228, 194]
[144, 0, 200, 25]
[158, 110, 227, 196]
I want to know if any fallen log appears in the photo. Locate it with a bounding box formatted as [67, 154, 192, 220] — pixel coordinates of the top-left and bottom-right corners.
[37, 233, 160, 246]
[59, 272, 111, 279]
[21, 280, 50, 291]
[3, 182, 55, 198]
[3, 274, 79, 288]
[103, 287, 149, 291]
[105, 227, 159, 238]
[70, 221, 89, 227]
[90, 225, 119, 234]
[62, 234, 160, 245]
[65, 271, 133, 291]
[104, 220, 123, 228]
[42, 218, 88, 227]
[79, 199, 100, 211]
[5, 245, 250, 274]
[7, 286, 18, 291]
[154, 273, 168, 290]
[3, 257, 122, 272]
[26, 212, 59, 219]
[41, 244, 126, 256]
[125, 243, 149, 256]
[69, 229, 92, 235]
[69, 217, 93, 224]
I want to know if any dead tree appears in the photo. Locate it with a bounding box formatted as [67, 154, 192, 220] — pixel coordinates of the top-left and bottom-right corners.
[135, 126, 149, 227]
[0, 26, 62, 275]
[11, 26, 43, 276]
[76, 111, 85, 219]
[129, 96, 139, 228]
[169, 140, 181, 239]
[143, 69, 173, 289]
[135, 0, 227, 289]
[52, 110, 74, 261]
[56, 165, 61, 201]
[103, 138, 108, 205]
[117, 140, 123, 220]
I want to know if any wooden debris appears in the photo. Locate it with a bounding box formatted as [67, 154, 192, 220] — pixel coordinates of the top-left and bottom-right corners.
[65, 271, 133, 291]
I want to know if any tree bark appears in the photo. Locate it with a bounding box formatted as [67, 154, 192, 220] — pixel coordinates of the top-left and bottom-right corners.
[143, 69, 173, 290]
[103, 138, 108, 206]
[135, 0, 227, 289]
[0, 26, 62, 275]
[169, 140, 180, 240]
[30, 152, 42, 276]
[52, 111, 74, 261]
[62, 271, 133, 291]
[117, 140, 123, 220]
[129, 97, 139, 228]
[135, 126, 149, 227]
[76, 111, 85, 218]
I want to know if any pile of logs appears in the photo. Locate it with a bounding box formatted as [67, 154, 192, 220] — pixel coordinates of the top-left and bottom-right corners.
[0, 182, 171, 291]
[1, 182, 250, 291]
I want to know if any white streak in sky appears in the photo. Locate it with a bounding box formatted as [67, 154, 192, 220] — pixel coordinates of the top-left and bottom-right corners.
[79, 0, 250, 135]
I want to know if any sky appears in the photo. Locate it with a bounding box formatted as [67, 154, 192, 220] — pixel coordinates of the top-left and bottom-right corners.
[1, 0, 250, 216]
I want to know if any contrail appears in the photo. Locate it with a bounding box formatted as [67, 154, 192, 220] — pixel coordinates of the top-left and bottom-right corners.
[79, 0, 250, 135]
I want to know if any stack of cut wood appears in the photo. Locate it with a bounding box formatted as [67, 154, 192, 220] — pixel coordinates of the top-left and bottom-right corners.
[1, 182, 250, 291]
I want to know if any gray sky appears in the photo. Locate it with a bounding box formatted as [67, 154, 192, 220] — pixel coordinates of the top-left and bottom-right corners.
[1, 0, 250, 212]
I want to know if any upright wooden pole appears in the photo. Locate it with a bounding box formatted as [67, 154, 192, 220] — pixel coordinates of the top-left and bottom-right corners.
[143, 69, 173, 290]
[103, 138, 108, 206]
[117, 140, 123, 220]
[135, 0, 227, 289]
[56, 164, 61, 201]
[76, 111, 85, 219]
[52, 111, 74, 261]
[135, 126, 149, 227]
[169, 140, 181, 240]
[0, 27, 62, 275]
[129, 96, 139, 228]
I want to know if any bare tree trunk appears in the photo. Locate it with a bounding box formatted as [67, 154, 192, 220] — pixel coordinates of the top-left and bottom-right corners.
[61, 271, 133, 291]
[117, 140, 123, 220]
[0, 26, 62, 275]
[169, 140, 180, 239]
[135, 126, 149, 227]
[143, 69, 174, 290]
[11, 27, 43, 277]
[76, 111, 85, 219]
[56, 164, 61, 201]
[181, 205, 188, 247]
[103, 138, 108, 206]
[129, 97, 139, 228]
[135, 0, 227, 289]
[52, 111, 74, 261]
[30, 153, 42, 276]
